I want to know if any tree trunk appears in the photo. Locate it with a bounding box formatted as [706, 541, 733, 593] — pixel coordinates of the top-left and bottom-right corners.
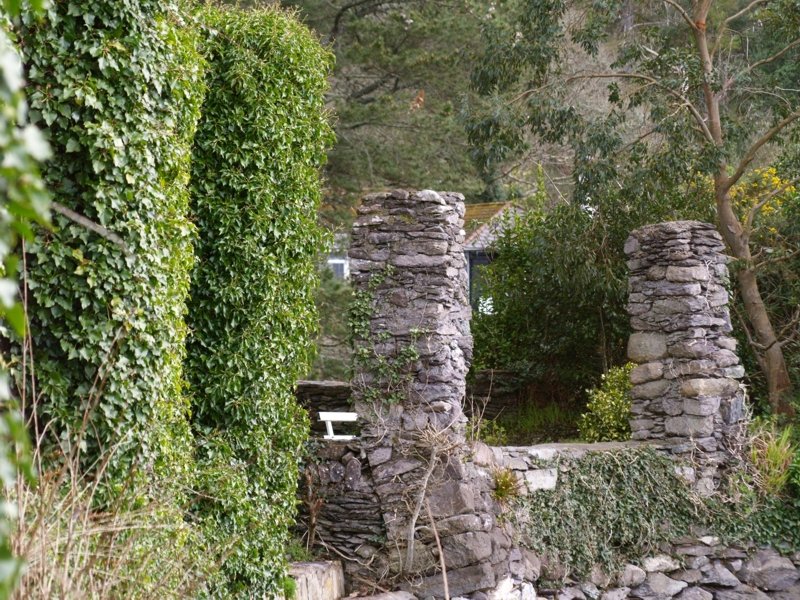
[735, 267, 794, 416]
[716, 191, 795, 416]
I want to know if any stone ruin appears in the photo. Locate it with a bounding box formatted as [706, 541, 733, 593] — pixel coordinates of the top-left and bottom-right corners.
[343, 189, 521, 597]
[624, 221, 747, 494]
[295, 199, 791, 600]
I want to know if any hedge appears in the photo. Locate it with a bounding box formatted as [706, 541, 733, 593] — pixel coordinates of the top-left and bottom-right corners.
[186, 6, 332, 596]
[18, 0, 206, 496]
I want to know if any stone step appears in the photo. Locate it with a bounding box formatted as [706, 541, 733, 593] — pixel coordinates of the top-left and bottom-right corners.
[289, 561, 345, 600]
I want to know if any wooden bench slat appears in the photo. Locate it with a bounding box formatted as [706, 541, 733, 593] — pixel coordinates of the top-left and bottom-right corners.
[318, 411, 358, 422]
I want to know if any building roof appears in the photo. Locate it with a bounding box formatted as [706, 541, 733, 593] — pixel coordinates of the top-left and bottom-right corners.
[463, 202, 522, 251]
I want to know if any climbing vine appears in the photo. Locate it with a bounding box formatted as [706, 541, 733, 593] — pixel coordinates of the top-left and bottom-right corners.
[514, 446, 800, 585]
[185, 6, 333, 596]
[349, 266, 425, 404]
[16, 0, 206, 496]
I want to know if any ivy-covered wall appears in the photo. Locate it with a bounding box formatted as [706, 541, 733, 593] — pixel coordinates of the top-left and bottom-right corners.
[186, 6, 332, 597]
[18, 1, 206, 493]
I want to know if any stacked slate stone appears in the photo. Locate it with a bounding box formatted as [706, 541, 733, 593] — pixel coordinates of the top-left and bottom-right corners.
[347, 190, 519, 599]
[295, 380, 353, 436]
[625, 221, 746, 495]
[295, 440, 385, 562]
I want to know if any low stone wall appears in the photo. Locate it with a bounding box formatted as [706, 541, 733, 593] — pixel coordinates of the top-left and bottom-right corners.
[479, 441, 650, 493]
[470, 443, 800, 600]
[296, 380, 353, 436]
[526, 538, 800, 600]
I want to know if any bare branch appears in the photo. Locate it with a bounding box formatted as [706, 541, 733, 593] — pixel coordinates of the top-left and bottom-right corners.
[732, 302, 767, 368]
[713, 0, 770, 55]
[728, 38, 800, 88]
[754, 248, 800, 270]
[52, 202, 130, 255]
[724, 0, 769, 27]
[563, 71, 715, 142]
[778, 306, 800, 347]
[724, 109, 800, 192]
[663, 0, 699, 30]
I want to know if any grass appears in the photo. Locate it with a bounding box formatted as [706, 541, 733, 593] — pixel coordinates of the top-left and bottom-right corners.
[495, 402, 582, 445]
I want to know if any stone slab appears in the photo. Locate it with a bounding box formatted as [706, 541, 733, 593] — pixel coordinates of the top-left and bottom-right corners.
[289, 561, 345, 600]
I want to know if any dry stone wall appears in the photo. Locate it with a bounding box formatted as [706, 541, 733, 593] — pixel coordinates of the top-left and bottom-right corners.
[347, 190, 518, 599]
[624, 221, 747, 494]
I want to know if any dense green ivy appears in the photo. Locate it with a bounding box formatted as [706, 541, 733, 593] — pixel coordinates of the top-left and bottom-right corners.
[186, 6, 332, 597]
[17, 0, 206, 495]
[516, 447, 800, 584]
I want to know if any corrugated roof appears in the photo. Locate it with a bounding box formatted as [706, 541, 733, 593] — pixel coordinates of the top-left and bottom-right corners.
[463, 202, 522, 250]
[463, 202, 510, 236]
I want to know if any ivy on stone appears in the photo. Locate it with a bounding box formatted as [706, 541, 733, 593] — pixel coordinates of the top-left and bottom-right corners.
[186, 6, 333, 597]
[17, 0, 206, 497]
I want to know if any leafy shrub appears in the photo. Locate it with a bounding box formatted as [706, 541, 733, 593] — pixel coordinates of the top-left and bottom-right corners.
[16, 0, 206, 496]
[578, 363, 634, 442]
[186, 6, 332, 596]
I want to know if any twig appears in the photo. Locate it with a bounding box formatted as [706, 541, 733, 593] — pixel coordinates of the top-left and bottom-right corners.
[404, 445, 438, 572]
[52, 202, 130, 255]
[425, 499, 450, 600]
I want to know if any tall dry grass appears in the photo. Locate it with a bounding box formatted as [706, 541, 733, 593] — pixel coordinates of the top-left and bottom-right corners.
[6, 256, 215, 600]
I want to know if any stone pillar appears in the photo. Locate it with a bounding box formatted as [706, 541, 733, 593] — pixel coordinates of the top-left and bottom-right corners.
[348, 190, 513, 599]
[625, 221, 746, 494]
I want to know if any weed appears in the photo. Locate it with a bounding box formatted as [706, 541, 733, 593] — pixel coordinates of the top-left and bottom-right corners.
[492, 468, 521, 502]
[748, 419, 796, 497]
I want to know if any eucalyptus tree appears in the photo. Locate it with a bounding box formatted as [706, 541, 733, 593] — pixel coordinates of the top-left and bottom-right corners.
[470, 0, 800, 414]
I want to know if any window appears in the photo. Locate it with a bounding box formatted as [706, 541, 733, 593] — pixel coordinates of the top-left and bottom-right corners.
[327, 257, 349, 280]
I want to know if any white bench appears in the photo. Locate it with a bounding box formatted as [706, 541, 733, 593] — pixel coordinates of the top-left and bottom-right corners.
[318, 411, 358, 441]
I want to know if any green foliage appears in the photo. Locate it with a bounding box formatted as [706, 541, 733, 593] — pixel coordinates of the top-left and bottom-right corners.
[748, 419, 797, 497]
[578, 363, 634, 442]
[472, 195, 710, 402]
[492, 468, 521, 502]
[468, 0, 800, 413]
[185, 6, 332, 596]
[515, 447, 706, 582]
[16, 0, 206, 497]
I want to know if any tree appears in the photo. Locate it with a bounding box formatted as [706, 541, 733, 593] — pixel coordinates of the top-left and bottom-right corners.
[281, 0, 491, 222]
[469, 0, 800, 415]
